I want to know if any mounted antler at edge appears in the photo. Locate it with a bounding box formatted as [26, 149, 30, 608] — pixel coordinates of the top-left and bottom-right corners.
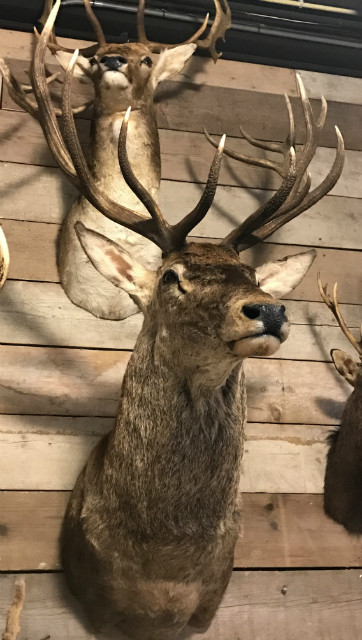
[205, 74, 345, 252]
[318, 274, 362, 535]
[318, 274, 362, 360]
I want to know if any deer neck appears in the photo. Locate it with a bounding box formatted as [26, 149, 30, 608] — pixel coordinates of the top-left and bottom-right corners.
[104, 320, 245, 541]
[90, 105, 161, 209]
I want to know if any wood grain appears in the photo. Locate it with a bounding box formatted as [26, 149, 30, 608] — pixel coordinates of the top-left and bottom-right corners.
[1, 161, 362, 251]
[0, 280, 361, 356]
[0, 28, 297, 93]
[0, 571, 362, 639]
[0, 420, 330, 492]
[1, 110, 360, 196]
[1, 491, 361, 571]
[3, 59, 362, 149]
[2, 218, 361, 304]
[0, 346, 350, 423]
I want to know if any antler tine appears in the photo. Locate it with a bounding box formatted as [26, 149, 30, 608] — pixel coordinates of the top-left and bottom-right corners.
[137, 0, 209, 50]
[204, 92, 296, 179]
[223, 147, 297, 248]
[137, 0, 231, 62]
[83, 0, 107, 47]
[63, 52, 225, 253]
[21, 69, 60, 93]
[32, 0, 81, 182]
[287, 73, 326, 199]
[118, 108, 172, 249]
[0, 226, 10, 290]
[240, 126, 344, 250]
[0, 56, 92, 117]
[191, 0, 232, 62]
[318, 275, 362, 358]
[61, 52, 165, 246]
[0, 57, 39, 118]
[212, 72, 344, 252]
[37, 0, 100, 57]
[171, 134, 226, 248]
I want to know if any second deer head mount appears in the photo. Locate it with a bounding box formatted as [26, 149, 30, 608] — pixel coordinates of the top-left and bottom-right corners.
[318, 275, 362, 535]
[0, 1, 344, 320]
[0, 0, 231, 320]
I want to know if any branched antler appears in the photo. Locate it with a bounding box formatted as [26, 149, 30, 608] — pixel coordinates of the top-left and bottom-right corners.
[318, 274, 362, 359]
[25, 1, 226, 254]
[137, 0, 231, 61]
[0, 55, 92, 118]
[205, 74, 345, 252]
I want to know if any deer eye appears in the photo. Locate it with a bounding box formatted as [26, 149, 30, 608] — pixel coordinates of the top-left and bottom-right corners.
[141, 56, 153, 67]
[162, 269, 179, 285]
[89, 57, 97, 66]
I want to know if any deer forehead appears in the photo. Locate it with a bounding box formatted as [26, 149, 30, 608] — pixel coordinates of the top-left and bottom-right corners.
[96, 43, 152, 60]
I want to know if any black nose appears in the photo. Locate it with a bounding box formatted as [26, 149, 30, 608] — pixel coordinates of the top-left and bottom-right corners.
[100, 55, 127, 70]
[242, 303, 287, 337]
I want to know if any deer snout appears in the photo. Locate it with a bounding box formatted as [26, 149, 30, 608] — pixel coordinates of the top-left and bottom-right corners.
[242, 303, 288, 339]
[100, 55, 127, 71]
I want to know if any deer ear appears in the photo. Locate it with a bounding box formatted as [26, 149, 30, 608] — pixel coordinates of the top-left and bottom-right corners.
[75, 222, 156, 311]
[331, 349, 360, 387]
[151, 43, 196, 89]
[255, 249, 316, 298]
[55, 51, 93, 81]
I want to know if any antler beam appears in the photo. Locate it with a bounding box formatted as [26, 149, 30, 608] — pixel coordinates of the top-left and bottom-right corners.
[318, 275, 362, 359]
[137, 0, 231, 61]
[205, 74, 345, 252]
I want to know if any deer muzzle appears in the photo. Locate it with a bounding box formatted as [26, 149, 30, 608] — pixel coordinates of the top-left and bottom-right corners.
[225, 302, 290, 359]
[100, 55, 127, 71]
[242, 303, 288, 339]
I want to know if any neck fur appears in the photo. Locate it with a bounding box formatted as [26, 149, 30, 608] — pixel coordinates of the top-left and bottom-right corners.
[103, 321, 246, 542]
[89, 106, 161, 212]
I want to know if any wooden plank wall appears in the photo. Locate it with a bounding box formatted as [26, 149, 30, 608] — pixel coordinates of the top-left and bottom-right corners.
[0, 28, 362, 639]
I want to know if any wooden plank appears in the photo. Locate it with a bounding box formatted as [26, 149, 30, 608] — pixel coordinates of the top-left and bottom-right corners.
[2, 218, 361, 304]
[3, 60, 362, 149]
[0, 281, 361, 355]
[1, 111, 360, 196]
[1, 491, 362, 572]
[0, 28, 297, 94]
[0, 346, 350, 423]
[0, 570, 362, 639]
[1, 163, 362, 252]
[298, 69, 362, 106]
[0, 420, 330, 492]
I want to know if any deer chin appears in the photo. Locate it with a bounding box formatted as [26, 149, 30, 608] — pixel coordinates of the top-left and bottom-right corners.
[101, 72, 129, 89]
[229, 333, 282, 358]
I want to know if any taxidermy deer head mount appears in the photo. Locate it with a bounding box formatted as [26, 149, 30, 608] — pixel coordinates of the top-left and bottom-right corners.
[54, 45, 346, 639]
[0, 0, 231, 321]
[318, 275, 362, 534]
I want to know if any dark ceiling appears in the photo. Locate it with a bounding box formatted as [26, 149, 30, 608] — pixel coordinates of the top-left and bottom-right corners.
[0, 1, 361, 77]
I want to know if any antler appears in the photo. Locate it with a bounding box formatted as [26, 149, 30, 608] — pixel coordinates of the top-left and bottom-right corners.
[137, 0, 231, 62]
[37, 0, 103, 57]
[0, 226, 10, 290]
[0, 16, 92, 121]
[27, 1, 225, 254]
[318, 274, 362, 359]
[205, 74, 345, 252]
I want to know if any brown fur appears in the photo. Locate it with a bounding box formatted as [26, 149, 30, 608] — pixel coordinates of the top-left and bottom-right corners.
[57, 43, 196, 319]
[324, 351, 362, 534]
[61, 241, 312, 640]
